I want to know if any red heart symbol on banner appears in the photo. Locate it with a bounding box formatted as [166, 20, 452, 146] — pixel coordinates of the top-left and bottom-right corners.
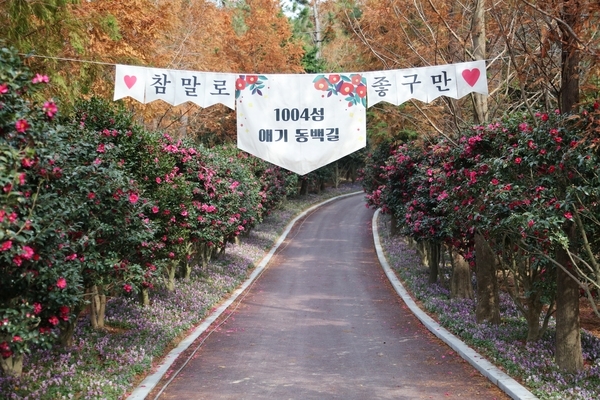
[461, 69, 480, 87]
[124, 75, 137, 89]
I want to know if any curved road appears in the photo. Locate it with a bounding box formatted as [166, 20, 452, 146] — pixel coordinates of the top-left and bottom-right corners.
[154, 194, 508, 399]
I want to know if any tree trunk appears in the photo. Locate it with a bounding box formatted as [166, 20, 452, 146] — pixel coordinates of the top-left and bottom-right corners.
[59, 320, 77, 347]
[164, 261, 177, 291]
[427, 242, 440, 284]
[472, 0, 488, 124]
[449, 247, 474, 299]
[139, 287, 150, 307]
[474, 233, 501, 324]
[90, 285, 106, 330]
[299, 179, 309, 196]
[524, 292, 544, 342]
[0, 353, 23, 377]
[555, 223, 583, 372]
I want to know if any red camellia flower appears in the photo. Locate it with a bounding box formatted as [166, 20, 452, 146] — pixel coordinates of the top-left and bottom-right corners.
[339, 82, 354, 95]
[15, 119, 30, 133]
[514, 157, 522, 164]
[356, 84, 367, 98]
[528, 220, 535, 228]
[87, 192, 95, 200]
[123, 284, 132, 293]
[129, 192, 139, 204]
[21, 246, 35, 260]
[328, 74, 341, 84]
[491, 178, 499, 185]
[314, 78, 328, 91]
[0, 342, 12, 358]
[351, 74, 362, 85]
[235, 78, 246, 90]
[564, 212, 573, 220]
[56, 277, 67, 289]
[43, 101, 58, 118]
[541, 113, 549, 121]
[0, 241, 12, 252]
[48, 316, 59, 326]
[245, 75, 259, 84]
[59, 306, 70, 321]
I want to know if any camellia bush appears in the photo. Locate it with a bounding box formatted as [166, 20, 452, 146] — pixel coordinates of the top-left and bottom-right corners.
[365, 103, 600, 344]
[0, 51, 301, 378]
[0, 48, 84, 376]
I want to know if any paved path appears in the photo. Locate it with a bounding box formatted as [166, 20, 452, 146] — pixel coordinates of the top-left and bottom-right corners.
[154, 194, 509, 399]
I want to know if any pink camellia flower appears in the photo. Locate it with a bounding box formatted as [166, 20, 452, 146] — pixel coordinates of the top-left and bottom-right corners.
[18, 173, 26, 185]
[48, 316, 59, 326]
[351, 74, 362, 85]
[156, 177, 162, 184]
[32, 74, 49, 84]
[514, 157, 522, 164]
[15, 119, 30, 133]
[43, 101, 58, 118]
[97, 143, 105, 153]
[13, 256, 23, 267]
[87, 192, 95, 200]
[33, 303, 42, 314]
[93, 158, 102, 165]
[491, 178, 499, 185]
[21, 158, 34, 168]
[65, 253, 77, 261]
[564, 212, 573, 220]
[528, 220, 535, 228]
[0, 83, 8, 94]
[152, 206, 159, 214]
[21, 246, 35, 260]
[129, 193, 139, 204]
[56, 277, 67, 289]
[0, 241, 12, 251]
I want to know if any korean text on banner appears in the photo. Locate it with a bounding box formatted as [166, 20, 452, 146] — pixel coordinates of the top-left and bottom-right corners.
[236, 73, 367, 176]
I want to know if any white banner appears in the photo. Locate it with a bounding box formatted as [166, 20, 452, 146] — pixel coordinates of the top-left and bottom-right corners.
[364, 60, 486, 106]
[114, 65, 147, 103]
[113, 65, 236, 110]
[114, 62, 488, 175]
[236, 74, 367, 175]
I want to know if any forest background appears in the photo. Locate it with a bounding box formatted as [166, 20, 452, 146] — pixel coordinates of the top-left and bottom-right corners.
[1, 0, 599, 397]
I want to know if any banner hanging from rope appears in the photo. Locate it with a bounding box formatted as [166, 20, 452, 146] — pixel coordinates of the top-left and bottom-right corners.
[114, 61, 488, 175]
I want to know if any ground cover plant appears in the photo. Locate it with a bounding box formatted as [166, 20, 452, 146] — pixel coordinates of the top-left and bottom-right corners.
[0, 182, 361, 399]
[377, 212, 600, 400]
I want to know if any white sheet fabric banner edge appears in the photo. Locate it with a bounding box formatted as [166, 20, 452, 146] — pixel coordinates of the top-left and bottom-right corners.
[113, 61, 487, 175]
[236, 73, 367, 176]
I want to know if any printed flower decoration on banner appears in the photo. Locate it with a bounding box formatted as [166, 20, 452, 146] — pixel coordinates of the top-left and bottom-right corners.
[235, 75, 268, 98]
[313, 74, 367, 107]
